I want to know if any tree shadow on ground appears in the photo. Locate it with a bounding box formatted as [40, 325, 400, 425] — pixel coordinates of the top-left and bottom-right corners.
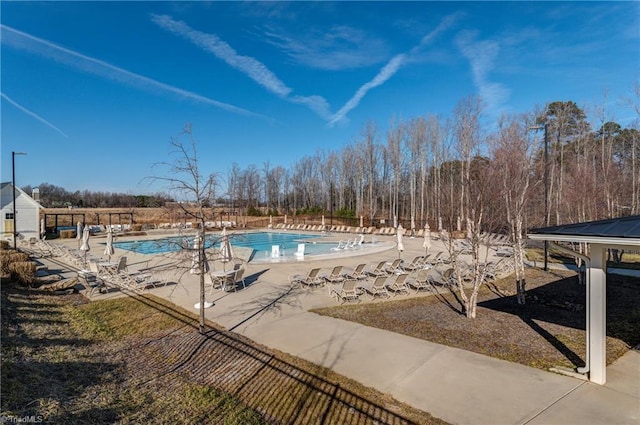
[479, 273, 640, 366]
[122, 293, 431, 424]
[137, 327, 423, 425]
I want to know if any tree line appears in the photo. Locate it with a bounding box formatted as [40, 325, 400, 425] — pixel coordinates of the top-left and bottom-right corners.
[227, 97, 639, 231]
[21, 182, 173, 209]
[27, 94, 639, 233]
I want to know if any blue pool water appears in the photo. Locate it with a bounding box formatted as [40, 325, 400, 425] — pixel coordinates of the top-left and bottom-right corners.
[113, 231, 337, 260]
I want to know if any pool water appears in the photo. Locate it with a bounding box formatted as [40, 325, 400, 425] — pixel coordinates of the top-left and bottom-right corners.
[113, 231, 337, 260]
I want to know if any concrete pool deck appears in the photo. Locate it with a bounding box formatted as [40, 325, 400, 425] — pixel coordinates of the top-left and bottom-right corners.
[48, 229, 639, 425]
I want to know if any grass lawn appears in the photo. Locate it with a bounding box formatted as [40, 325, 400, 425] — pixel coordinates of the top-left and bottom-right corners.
[313, 268, 640, 372]
[1, 279, 446, 425]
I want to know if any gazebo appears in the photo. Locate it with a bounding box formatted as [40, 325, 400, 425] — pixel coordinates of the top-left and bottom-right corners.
[528, 215, 640, 385]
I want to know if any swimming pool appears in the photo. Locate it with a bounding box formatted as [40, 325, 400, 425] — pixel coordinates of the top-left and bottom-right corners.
[112, 231, 340, 260]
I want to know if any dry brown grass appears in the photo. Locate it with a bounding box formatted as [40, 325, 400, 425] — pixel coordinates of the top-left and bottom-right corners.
[313, 268, 640, 372]
[1, 281, 446, 424]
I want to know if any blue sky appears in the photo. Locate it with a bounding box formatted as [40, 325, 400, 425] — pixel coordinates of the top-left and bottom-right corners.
[1, 1, 638, 195]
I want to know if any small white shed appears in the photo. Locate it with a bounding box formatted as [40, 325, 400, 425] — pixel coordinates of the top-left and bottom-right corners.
[0, 182, 43, 242]
[528, 215, 640, 385]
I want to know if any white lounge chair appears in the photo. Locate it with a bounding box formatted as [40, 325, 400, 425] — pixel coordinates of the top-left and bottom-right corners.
[359, 276, 390, 299]
[330, 279, 360, 303]
[293, 243, 305, 259]
[289, 268, 324, 288]
[385, 273, 410, 295]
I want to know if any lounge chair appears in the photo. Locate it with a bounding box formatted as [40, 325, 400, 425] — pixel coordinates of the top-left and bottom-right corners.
[408, 269, 433, 293]
[385, 273, 410, 295]
[385, 258, 403, 275]
[495, 246, 514, 257]
[402, 256, 426, 272]
[454, 239, 473, 255]
[346, 264, 368, 281]
[329, 279, 360, 303]
[484, 257, 512, 281]
[426, 251, 447, 266]
[323, 266, 346, 285]
[367, 261, 388, 277]
[440, 267, 457, 288]
[289, 268, 323, 288]
[359, 276, 390, 299]
[330, 240, 346, 251]
[293, 243, 305, 259]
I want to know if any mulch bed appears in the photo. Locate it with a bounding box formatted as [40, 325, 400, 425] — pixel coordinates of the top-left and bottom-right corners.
[314, 268, 640, 371]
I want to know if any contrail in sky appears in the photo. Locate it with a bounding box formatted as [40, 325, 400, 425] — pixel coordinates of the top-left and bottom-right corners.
[0, 24, 263, 118]
[151, 14, 332, 120]
[1, 92, 69, 138]
[328, 13, 460, 127]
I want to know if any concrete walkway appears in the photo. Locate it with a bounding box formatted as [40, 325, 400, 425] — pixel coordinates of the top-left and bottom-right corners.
[50, 231, 639, 424]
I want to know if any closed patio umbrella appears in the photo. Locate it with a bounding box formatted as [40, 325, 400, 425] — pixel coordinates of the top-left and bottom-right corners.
[219, 227, 234, 271]
[396, 224, 405, 259]
[321, 215, 325, 227]
[79, 225, 90, 264]
[76, 222, 83, 249]
[104, 227, 115, 262]
[40, 218, 45, 239]
[360, 215, 363, 228]
[190, 233, 209, 274]
[423, 223, 432, 255]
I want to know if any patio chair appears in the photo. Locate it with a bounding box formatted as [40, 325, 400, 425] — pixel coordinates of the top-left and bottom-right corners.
[402, 256, 426, 272]
[330, 240, 347, 251]
[408, 269, 433, 293]
[385, 273, 410, 295]
[359, 276, 390, 300]
[367, 261, 388, 277]
[323, 266, 346, 285]
[385, 258, 404, 275]
[115, 256, 129, 273]
[346, 264, 368, 281]
[427, 251, 448, 266]
[293, 243, 305, 259]
[289, 267, 324, 288]
[440, 267, 457, 288]
[329, 279, 361, 303]
[222, 268, 246, 292]
[454, 239, 474, 255]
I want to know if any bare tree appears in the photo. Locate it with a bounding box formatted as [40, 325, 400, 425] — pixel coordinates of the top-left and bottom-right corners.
[491, 114, 538, 304]
[147, 124, 218, 334]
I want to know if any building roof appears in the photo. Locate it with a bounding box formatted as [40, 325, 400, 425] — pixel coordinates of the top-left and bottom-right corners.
[528, 215, 640, 246]
[0, 182, 43, 210]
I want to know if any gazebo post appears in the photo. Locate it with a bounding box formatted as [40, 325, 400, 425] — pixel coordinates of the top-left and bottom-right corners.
[588, 244, 607, 385]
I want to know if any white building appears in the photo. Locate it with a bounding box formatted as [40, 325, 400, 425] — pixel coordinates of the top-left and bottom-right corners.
[0, 182, 43, 243]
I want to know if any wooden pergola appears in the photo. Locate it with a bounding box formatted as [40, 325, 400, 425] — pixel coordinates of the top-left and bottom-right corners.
[528, 215, 640, 384]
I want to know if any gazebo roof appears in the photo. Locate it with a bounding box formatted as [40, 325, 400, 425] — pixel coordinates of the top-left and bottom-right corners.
[528, 215, 640, 246]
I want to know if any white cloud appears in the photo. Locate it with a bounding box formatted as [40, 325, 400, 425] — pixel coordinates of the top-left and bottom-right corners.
[455, 30, 510, 114]
[152, 14, 292, 97]
[1, 92, 69, 138]
[263, 25, 389, 71]
[329, 13, 458, 127]
[328, 54, 406, 127]
[151, 14, 333, 120]
[0, 24, 259, 117]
